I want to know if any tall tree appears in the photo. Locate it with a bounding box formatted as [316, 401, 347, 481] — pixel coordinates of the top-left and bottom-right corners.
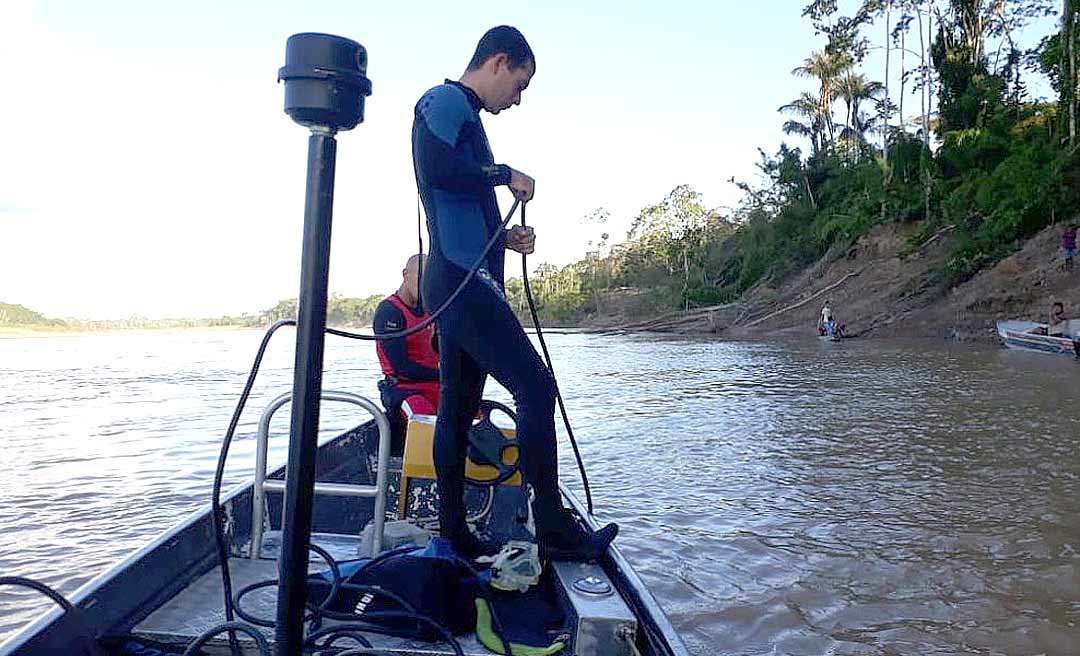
[628, 186, 718, 306]
[931, 0, 1053, 132]
[838, 72, 887, 146]
[792, 50, 854, 149]
[1071, 0, 1076, 143]
[1037, 0, 1077, 143]
[780, 91, 829, 156]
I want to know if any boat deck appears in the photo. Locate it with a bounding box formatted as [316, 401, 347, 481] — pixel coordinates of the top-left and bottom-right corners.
[134, 534, 497, 655]
[0, 420, 668, 656]
[132, 530, 636, 656]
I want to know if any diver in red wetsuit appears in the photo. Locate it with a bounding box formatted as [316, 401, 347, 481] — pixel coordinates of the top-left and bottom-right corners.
[374, 255, 440, 450]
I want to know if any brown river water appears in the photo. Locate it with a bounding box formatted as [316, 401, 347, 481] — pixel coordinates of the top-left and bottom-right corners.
[1, 329, 1077, 655]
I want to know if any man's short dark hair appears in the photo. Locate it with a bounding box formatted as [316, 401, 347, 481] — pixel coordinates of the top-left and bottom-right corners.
[467, 26, 534, 72]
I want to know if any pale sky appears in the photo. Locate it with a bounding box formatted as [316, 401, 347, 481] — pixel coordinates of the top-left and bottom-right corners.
[0, 1, 1057, 319]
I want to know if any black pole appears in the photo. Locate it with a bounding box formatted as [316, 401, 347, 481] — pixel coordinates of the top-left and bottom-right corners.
[275, 31, 369, 654]
[274, 128, 337, 654]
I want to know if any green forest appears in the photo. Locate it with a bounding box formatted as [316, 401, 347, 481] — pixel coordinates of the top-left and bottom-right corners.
[7, 1, 1079, 332]
[506, 0, 1080, 324]
[0, 294, 384, 332]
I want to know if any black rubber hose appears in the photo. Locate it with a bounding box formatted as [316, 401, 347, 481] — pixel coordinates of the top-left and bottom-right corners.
[518, 202, 595, 514]
[331, 197, 521, 342]
[304, 626, 374, 650]
[0, 577, 74, 612]
[211, 318, 294, 651]
[180, 621, 271, 656]
[232, 544, 343, 628]
[308, 615, 464, 656]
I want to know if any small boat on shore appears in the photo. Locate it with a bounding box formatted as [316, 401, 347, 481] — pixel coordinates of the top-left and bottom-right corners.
[0, 394, 689, 656]
[996, 320, 1080, 357]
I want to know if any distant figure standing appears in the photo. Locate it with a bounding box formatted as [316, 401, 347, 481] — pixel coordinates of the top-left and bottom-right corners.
[1063, 224, 1077, 271]
[818, 301, 835, 337]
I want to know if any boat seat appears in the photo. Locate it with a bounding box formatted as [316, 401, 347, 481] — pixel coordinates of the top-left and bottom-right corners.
[397, 414, 522, 519]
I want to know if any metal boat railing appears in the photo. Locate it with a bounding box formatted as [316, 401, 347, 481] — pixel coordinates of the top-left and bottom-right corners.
[250, 390, 391, 559]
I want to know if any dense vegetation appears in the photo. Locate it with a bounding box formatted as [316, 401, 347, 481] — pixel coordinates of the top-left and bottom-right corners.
[0, 303, 65, 328]
[508, 0, 1080, 324]
[0, 295, 384, 332]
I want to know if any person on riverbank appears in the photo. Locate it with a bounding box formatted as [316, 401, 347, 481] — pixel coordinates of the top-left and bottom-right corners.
[374, 254, 440, 452]
[412, 25, 617, 561]
[821, 301, 833, 324]
[1048, 301, 1069, 337]
[819, 301, 835, 336]
[1063, 224, 1077, 272]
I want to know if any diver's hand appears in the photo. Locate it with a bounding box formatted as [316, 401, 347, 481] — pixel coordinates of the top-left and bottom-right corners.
[506, 225, 536, 254]
[508, 168, 535, 202]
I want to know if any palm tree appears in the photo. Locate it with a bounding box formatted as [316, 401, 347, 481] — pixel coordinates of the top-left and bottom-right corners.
[779, 91, 828, 157]
[836, 72, 886, 156]
[791, 49, 854, 149]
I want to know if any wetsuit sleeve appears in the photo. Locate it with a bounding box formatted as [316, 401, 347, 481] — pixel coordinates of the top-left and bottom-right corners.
[373, 301, 403, 335]
[373, 301, 439, 382]
[414, 90, 511, 193]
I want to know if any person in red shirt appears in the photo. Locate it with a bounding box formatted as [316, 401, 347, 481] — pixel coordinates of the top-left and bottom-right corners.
[374, 255, 440, 450]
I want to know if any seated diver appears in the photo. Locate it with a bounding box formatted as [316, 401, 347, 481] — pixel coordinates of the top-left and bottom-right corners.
[374, 254, 440, 454]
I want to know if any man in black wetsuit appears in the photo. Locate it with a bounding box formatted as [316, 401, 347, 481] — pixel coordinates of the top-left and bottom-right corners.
[412, 25, 617, 561]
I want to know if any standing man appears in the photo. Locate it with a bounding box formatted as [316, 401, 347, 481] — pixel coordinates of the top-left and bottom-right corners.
[1062, 224, 1076, 272]
[819, 300, 834, 336]
[412, 25, 617, 561]
[374, 255, 440, 451]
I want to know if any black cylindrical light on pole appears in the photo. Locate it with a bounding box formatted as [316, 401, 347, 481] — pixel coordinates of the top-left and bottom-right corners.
[274, 32, 371, 656]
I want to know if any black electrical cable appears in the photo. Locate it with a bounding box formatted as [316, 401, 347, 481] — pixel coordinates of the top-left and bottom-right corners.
[232, 544, 342, 628]
[340, 197, 521, 342]
[0, 577, 74, 612]
[304, 626, 373, 651]
[518, 202, 595, 514]
[180, 621, 271, 656]
[210, 318, 295, 655]
[417, 193, 425, 307]
[310, 613, 464, 656]
[301, 578, 466, 655]
[233, 542, 419, 629]
[204, 541, 464, 654]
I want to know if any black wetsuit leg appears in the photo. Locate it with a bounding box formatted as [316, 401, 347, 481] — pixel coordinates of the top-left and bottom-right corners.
[433, 277, 559, 538]
[433, 337, 487, 537]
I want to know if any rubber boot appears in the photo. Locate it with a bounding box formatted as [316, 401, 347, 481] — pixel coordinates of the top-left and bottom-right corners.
[533, 502, 618, 562]
[437, 476, 500, 560]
